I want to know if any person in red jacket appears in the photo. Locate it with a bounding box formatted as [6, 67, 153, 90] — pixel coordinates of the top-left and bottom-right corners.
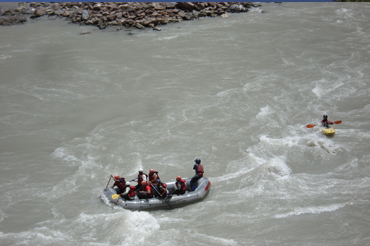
[137, 181, 153, 199]
[173, 176, 187, 195]
[321, 114, 333, 128]
[111, 175, 126, 194]
[121, 182, 136, 200]
[190, 158, 204, 191]
[133, 169, 147, 190]
[148, 169, 160, 188]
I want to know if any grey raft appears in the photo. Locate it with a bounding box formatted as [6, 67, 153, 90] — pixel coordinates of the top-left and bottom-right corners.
[102, 177, 211, 210]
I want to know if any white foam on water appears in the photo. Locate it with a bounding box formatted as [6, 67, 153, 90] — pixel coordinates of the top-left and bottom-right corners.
[51, 147, 79, 166]
[259, 135, 301, 149]
[312, 78, 344, 98]
[0, 54, 12, 60]
[264, 157, 292, 178]
[256, 105, 273, 119]
[0, 227, 71, 245]
[274, 203, 347, 218]
[189, 232, 238, 246]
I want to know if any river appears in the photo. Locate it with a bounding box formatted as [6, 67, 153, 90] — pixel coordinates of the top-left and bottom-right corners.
[1, 2, 370, 246]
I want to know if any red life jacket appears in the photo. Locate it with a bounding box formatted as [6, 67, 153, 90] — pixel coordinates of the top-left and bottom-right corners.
[128, 186, 136, 197]
[197, 164, 204, 174]
[143, 184, 153, 198]
[176, 180, 186, 191]
[115, 181, 126, 191]
[149, 171, 159, 182]
[138, 173, 147, 185]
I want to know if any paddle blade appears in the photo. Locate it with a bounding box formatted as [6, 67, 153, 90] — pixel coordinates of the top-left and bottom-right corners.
[112, 194, 120, 199]
[334, 120, 342, 124]
[306, 124, 315, 128]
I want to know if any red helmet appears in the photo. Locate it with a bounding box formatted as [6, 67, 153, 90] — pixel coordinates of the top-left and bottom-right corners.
[149, 169, 154, 173]
[176, 176, 181, 181]
[114, 175, 120, 179]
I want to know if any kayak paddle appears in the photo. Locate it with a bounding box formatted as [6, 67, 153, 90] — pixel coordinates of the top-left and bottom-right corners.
[306, 120, 342, 128]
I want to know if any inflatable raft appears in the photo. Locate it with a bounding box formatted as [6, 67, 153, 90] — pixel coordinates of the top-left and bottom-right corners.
[102, 177, 211, 210]
[322, 127, 335, 136]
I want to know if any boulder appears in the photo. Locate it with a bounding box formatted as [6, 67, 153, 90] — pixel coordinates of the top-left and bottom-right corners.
[228, 4, 247, 13]
[0, 6, 6, 15]
[107, 13, 115, 21]
[46, 9, 54, 15]
[82, 10, 90, 20]
[176, 2, 198, 11]
[135, 22, 145, 29]
[149, 3, 166, 10]
[92, 3, 102, 11]
[165, 2, 177, 9]
[61, 10, 70, 17]
[50, 3, 60, 10]
[143, 17, 157, 26]
[34, 7, 46, 17]
[107, 20, 118, 25]
[115, 12, 123, 19]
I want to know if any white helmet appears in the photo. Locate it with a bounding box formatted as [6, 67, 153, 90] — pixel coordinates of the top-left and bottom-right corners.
[139, 169, 143, 173]
[125, 182, 130, 186]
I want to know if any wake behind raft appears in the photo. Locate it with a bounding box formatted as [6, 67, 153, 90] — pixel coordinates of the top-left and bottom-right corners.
[102, 177, 211, 210]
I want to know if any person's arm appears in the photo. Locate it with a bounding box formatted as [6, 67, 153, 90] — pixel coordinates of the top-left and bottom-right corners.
[160, 188, 165, 196]
[122, 186, 129, 195]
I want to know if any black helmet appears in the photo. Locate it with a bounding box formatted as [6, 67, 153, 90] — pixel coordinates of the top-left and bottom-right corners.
[323, 114, 328, 118]
[195, 159, 201, 164]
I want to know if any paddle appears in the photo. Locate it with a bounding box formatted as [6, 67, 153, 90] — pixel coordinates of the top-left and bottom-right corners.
[306, 120, 342, 128]
[112, 194, 120, 199]
[106, 175, 113, 188]
[150, 183, 173, 209]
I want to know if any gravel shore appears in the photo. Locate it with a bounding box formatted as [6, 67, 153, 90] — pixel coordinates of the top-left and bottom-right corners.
[0, 2, 261, 31]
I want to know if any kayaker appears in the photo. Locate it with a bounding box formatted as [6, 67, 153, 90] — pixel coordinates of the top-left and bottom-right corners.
[173, 176, 187, 195]
[190, 159, 204, 191]
[121, 182, 136, 200]
[321, 114, 333, 128]
[137, 181, 153, 199]
[111, 175, 126, 194]
[133, 169, 147, 190]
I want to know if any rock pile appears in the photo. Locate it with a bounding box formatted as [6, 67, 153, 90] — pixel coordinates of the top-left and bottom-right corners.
[1, 2, 260, 29]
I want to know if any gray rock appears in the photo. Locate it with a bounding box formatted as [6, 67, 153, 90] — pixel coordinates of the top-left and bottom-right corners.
[135, 22, 145, 29]
[228, 4, 247, 13]
[92, 3, 102, 11]
[176, 2, 198, 11]
[50, 3, 60, 10]
[34, 7, 46, 17]
[46, 9, 54, 15]
[82, 9, 89, 20]
[0, 6, 5, 15]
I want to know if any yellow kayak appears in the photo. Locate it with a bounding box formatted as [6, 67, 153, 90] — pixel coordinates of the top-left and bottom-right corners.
[322, 127, 335, 135]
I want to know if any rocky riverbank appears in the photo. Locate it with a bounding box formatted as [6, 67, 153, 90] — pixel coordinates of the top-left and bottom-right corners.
[0, 2, 261, 30]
